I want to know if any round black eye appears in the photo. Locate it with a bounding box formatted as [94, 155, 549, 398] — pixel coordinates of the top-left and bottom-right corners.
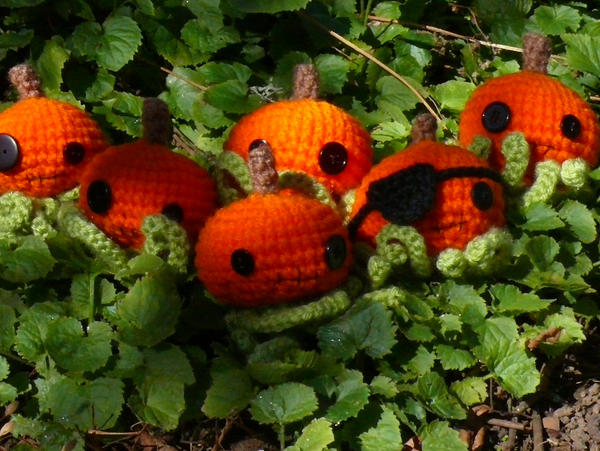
[0, 133, 20, 172]
[325, 234, 347, 270]
[482, 102, 511, 133]
[63, 142, 86, 165]
[249, 139, 269, 151]
[87, 180, 112, 214]
[471, 181, 494, 211]
[561, 114, 581, 140]
[231, 249, 255, 276]
[319, 142, 348, 175]
[161, 203, 184, 223]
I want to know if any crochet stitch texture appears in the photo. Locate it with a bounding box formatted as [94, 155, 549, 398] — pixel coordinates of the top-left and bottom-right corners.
[0, 97, 108, 197]
[459, 71, 600, 176]
[349, 140, 506, 256]
[79, 139, 217, 249]
[224, 98, 373, 197]
[195, 189, 352, 307]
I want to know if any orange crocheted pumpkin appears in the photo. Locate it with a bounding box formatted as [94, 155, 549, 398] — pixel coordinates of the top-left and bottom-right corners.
[459, 36, 600, 177]
[0, 65, 108, 197]
[195, 141, 352, 307]
[348, 140, 506, 256]
[224, 65, 372, 197]
[78, 100, 217, 249]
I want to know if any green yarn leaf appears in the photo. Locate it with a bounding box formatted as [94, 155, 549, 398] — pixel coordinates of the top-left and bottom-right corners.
[278, 171, 336, 209]
[215, 150, 253, 204]
[141, 214, 190, 274]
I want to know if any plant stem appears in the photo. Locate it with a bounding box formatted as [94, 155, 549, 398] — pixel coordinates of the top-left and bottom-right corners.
[279, 423, 285, 450]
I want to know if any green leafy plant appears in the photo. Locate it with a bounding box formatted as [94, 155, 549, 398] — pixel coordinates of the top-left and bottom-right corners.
[1, 0, 600, 450]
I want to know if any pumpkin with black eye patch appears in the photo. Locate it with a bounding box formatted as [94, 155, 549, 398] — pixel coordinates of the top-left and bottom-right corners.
[459, 34, 600, 179]
[78, 98, 218, 249]
[224, 64, 373, 197]
[0, 64, 108, 197]
[348, 140, 506, 256]
[195, 140, 352, 307]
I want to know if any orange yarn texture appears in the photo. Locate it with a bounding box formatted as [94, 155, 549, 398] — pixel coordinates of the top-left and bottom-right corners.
[350, 141, 506, 256]
[195, 189, 352, 307]
[459, 71, 600, 173]
[0, 97, 108, 197]
[224, 99, 373, 197]
[79, 139, 218, 249]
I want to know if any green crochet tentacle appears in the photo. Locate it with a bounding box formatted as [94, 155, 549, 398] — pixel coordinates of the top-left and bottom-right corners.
[359, 286, 410, 309]
[31, 197, 60, 239]
[215, 150, 253, 205]
[225, 277, 362, 334]
[522, 160, 561, 208]
[340, 189, 357, 225]
[377, 224, 432, 276]
[278, 170, 336, 209]
[560, 158, 588, 190]
[467, 135, 492, 160]
[141, 214, 190, 274]
[464, 227, 513, 274]
[0, 192, 33, 234]
[57, 186, 80, 202]
[501, 132, 530, 188]
[57, 204, 129, 272]
[436, 248, 468, 278]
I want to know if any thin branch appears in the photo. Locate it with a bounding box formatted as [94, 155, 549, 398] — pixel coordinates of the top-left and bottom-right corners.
[488, 418, 529, 431]
[590, 96, 600, 103]
[301, 12, 443, 122]
[160, 66, 208, 91]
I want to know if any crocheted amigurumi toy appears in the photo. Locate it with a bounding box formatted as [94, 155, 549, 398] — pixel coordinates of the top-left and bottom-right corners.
[348, 114, 511, 281]
[195, 140, 353, 307]
[459, 33, 600, 207]
[0, 64, 108, 197]
[223, 64, 373, 198]
[78, 98, 218, 250]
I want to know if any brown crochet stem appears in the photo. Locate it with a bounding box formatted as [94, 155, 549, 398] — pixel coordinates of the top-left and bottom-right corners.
[8, 64, 43, 99]
[142, 98, 173, 145]
[522, 33, 551, 74]
[248, 141, 279, 194]
[291, 64, 320, 100]
[410, 113, 438, 144]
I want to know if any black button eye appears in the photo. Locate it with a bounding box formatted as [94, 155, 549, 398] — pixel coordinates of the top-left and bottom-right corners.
[482, 102, 511, 133]
[231, 249, 255, 276]
[0, 133, 20, 172]
[471, 181, 494, 211]
[325, 234, 347, 270]
[561, 114, 581, 140]
[161, 203, 184, 223]
[87, 180, 112, 214]
[319, 142, 348, 175]
[63, 142, 86, 165]
[249, 139, 269, 151]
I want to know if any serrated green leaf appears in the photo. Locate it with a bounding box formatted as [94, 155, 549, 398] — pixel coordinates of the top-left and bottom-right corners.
[318, 299, 397, 361]
[251, 382, 318, 425]
[0, 357, 8, 382]
[116, 275, 181, 347]
[69, 22, 102, 58]
[525, 235, 560, 270]
[444, 282, 487, 326]
[473, 317, 540, 397]
[433, 80, 476, 113]
[228, 0, 310, 13]
[451, 377, 488, 406]
[371, 120, 411, 143]
[0, 305, 16, 353]
[522, 203, 565, 231]
[0, 29, 33, 50]
[405, 345, 435, 376]
[202, 356, 253, 418]
[325, 370, 370, 422]
[85, 69, 116, 102]
[286, 418, 334, 451]
[539, 307, 586, 356]
[370, 375, 398, 398]
[135, 0, 155, 15]
[181, 20, 239, 54]
[372, 1, 401, 19]
[0, 236, 56, 283]
[359, 407, 402, 451]
[490, 284, 552, 313]
[0, 382, 17, 405]
[11, 414, 85, 451]
[314, 54, 350, 94]
[404, 323, 436, 342]
[559, 200, 597, 243]
[46, 318, 112, 372]
[416, 372, 466, 420]
[533, 5, 581, 35]
[376, 76, 420, 118]
[439, 314, 462, 336]
[421, 420, 468, 451]
[204, 79, 262, 114]
[563, 34, 600, 77]
[96, 16, 142, 71]
[197, 62, 252, 84]
[436, 345, 476, 371]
